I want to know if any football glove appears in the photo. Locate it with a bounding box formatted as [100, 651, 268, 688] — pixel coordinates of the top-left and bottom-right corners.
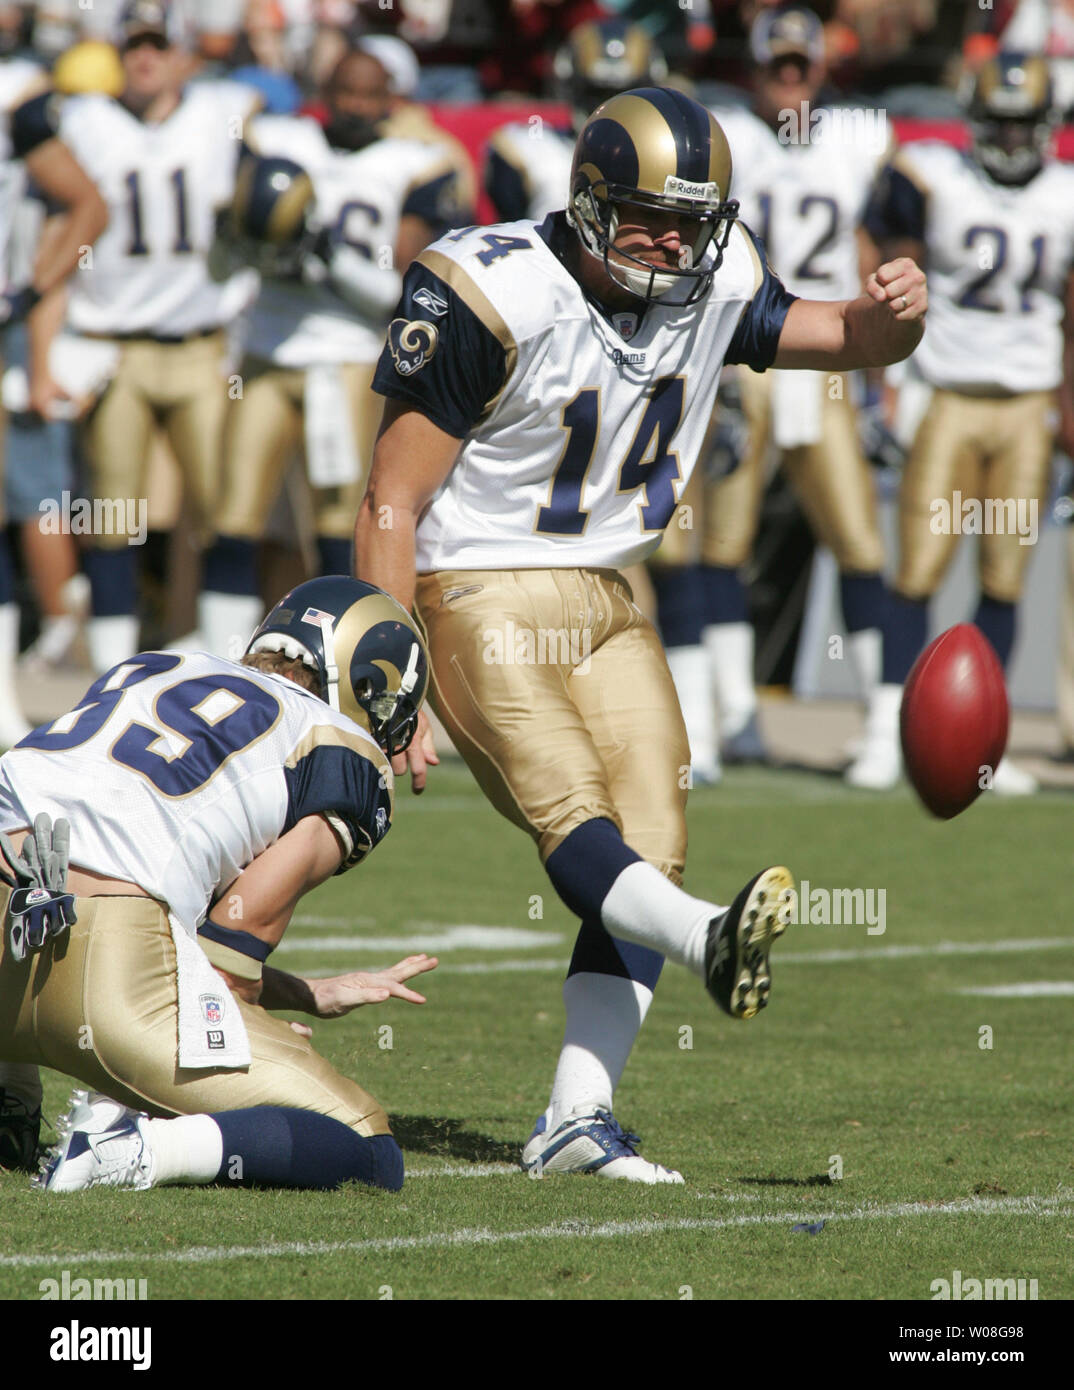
[0, 813, 77, 963]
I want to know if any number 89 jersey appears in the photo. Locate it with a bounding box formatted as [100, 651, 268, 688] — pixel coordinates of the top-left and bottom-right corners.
[373, 213, 795, 572]
[0, 653, 393, 936]
[865, 141, 1074, 393]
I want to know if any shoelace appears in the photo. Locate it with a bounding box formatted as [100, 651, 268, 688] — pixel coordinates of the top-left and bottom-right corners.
[592, 1111, 641, 1154]
[87, 1131, 149, 1188]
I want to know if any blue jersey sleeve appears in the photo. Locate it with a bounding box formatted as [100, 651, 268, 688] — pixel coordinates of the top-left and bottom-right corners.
[283, 742, 392, 870]
[485, 144, 530, 222]
[864, 162, 926, 244]
[372, 255, 509, 438]
[10, 91, 59, 159]
[401, 169, 471, 237]
[725, 225, 798, 371]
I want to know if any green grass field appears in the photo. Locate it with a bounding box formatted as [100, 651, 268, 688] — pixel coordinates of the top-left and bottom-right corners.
[1, 763, 1071, 1301]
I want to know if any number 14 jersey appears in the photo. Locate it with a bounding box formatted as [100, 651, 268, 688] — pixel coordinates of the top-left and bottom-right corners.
[372, 213, 796, 573]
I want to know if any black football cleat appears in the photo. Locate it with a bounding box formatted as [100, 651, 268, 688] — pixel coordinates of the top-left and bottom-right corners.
[705, 867, 796, 1019]
[0, 1089, 43, 1173]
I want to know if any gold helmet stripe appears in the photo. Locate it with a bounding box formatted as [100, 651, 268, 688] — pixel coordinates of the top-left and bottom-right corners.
[332, 592, 426, 726]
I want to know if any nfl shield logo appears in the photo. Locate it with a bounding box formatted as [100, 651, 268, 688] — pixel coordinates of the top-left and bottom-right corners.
[613, 313, 638, 340]
[200, 993, 224, 1025]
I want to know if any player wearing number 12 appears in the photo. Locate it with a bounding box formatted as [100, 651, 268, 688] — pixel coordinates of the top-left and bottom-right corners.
[357, 87, 928, 1181]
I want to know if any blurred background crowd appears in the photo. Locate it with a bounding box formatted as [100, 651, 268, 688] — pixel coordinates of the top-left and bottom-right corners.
[0, 0, 1072, 795]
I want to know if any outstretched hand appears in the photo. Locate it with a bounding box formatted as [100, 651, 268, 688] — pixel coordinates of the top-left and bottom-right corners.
[309, 954, 439, 1018]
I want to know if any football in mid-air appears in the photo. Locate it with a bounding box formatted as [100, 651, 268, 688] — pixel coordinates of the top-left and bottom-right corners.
[900, 624, 1009, 819]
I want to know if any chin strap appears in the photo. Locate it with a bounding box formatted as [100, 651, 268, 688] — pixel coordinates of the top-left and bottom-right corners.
[319, 615, 341, 712]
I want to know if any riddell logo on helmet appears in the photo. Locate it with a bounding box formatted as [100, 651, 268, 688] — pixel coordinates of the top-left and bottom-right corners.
[663, 176, 718, 201]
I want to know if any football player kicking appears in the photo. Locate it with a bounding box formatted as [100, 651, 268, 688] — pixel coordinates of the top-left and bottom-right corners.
[355, 87, 927, 1182]
[0, 577, 437, 1193]
[862, 53, 1074, 794]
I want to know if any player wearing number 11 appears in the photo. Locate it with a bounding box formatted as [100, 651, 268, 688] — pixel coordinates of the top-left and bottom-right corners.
[356, 87, 927, 1182]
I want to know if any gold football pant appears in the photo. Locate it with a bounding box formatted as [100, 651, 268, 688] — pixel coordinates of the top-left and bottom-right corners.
[655, 371, 885, 574]
[897, 389, 1053, 602]
[0, 891, 390, 1137]
[217, 358, 381, 542]
[415, 568, 689, 878]
[82, 333, 229, 548]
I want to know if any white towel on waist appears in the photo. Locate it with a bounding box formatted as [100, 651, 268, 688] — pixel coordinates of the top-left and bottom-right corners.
[770, 368, 825, 449]
[170, 915, 252, 1070]
[304, 363, 360, 487]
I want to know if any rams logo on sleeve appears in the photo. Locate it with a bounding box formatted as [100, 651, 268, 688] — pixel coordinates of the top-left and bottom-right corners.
[388, 319, 440, 376]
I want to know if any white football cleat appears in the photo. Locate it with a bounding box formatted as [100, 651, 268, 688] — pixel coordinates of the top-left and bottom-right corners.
[521, 1109, 684, 1184]
[989, 758, 1038, 797]
[844, 735, 901, 790]
[34, 1089, 155, 1193]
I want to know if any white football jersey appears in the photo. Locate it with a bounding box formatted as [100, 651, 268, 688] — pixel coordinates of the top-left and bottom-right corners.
[713, 103, 890, 302]
[485, 121, 575, 222]
[47, 82, 260, 336]
[0, 652, 393, 936]
[373, 215, 796, 572]
[245, 115, 462, 367]
[0, 58, 43, 291]
[868, 140, 1074, 393]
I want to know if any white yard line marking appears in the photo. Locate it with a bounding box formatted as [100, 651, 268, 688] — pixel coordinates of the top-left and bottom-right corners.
[776, 937, 1074, 965]
[956, 982, 1074, 998]
[277, 927, 560, 954]
[2, 1194, 1069, 1270]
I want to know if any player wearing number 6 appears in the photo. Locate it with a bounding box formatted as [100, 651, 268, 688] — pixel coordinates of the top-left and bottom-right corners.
[0, 577, 439, 1193]
[356, 86, 927, 1182]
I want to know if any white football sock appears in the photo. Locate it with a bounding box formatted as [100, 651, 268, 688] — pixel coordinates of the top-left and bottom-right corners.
[547, 971, 655, 1129]
[198, 592, 263, 661]
[144, 1114, 224, 1186]
[847, 627, 882, 702]
[87, 614, 139, 673]
[29, 614, 79, 664]
[601, 861, 723, 977]
[0, 1062, 43, 1109]
[703, 621, 757, 739]
[0, 603, 30, 744]
[664, 643, 719, 777]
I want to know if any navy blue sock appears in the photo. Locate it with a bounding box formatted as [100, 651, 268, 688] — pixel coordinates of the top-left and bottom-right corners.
[210, 1107, 404, 1191]
[700, 563, 748, 625]
[317, 536, 352, 577]
[202, 536, 258, 597]
[882, 592, 929, 684]
[83, 547, 137, 617]
[545, 818, 642, 922]
[0, 533, 13, 606]
[840, 571, 888, 635]
[650, 565, 705, 647]
[973, 595, 1016, 669]
[566, 916, 664, 990]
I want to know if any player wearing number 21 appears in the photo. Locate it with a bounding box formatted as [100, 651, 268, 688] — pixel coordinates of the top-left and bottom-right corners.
[356, 87, 928, 1182]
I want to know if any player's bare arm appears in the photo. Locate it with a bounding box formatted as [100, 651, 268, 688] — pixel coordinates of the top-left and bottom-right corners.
[773, 256, 927, 370]
[22, 139, 108, 297]
[355, 401, 461, 791]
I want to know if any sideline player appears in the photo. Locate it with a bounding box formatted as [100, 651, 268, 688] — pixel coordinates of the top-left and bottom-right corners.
[10, 1, 262, 675]
[356, 87, 927, 1181]
[199, 43, 469, 659]
[0, 577, 436, 1192]
[863, 53, 1073, 794]
[0, 47, 108, 746]
[650, 5, 901, 784]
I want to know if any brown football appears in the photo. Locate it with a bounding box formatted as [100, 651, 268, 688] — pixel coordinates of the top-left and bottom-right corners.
[900, 624, 1009, 819]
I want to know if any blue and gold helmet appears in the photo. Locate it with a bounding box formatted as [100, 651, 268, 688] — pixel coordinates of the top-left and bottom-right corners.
[968, 53, 1054, 186]
[226, 153, 316, 275]
[568, 87, 737, 304]
[246, 577, 429, 757]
